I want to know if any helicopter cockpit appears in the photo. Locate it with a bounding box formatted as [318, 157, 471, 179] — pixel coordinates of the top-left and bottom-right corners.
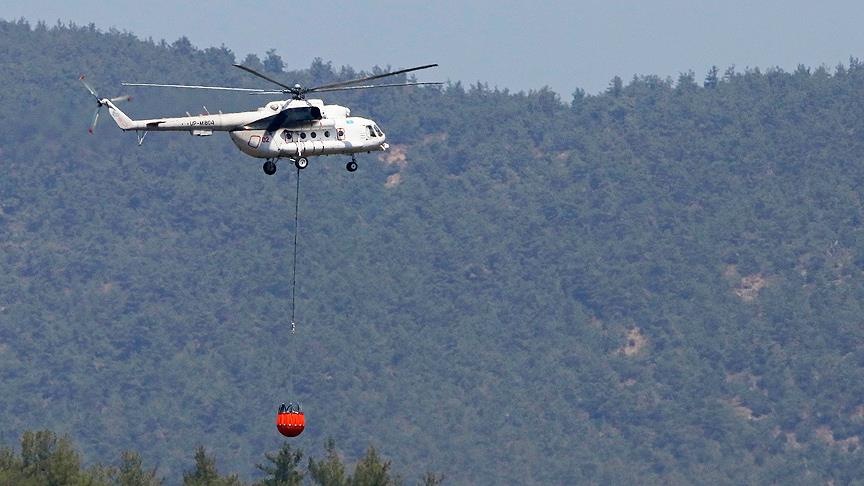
[367, 124, 384, 138]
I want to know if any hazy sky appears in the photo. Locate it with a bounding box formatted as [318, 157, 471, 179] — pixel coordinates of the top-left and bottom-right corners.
[7, 1, 864, 97]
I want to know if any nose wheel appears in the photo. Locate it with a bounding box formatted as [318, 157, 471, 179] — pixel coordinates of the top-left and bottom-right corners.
[346, 156, 358, 172]
[263, 159, 277, 175]
[294, 157, 308, 170]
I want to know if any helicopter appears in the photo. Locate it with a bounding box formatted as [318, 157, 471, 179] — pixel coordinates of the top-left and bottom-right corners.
[80, 63, 441, 174]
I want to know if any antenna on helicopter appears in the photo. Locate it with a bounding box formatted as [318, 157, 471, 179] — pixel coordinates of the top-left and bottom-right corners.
[122, 64, 442, 99]
[79, 75, 132, 133]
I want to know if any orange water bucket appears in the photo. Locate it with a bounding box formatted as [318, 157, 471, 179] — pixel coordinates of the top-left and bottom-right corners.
[276, 411, 305, 437]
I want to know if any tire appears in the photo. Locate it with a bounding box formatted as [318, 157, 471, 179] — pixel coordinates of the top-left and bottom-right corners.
[295, 157, 308, 170]
[263, 160, 277, 175]
[346, 161, 358, 172]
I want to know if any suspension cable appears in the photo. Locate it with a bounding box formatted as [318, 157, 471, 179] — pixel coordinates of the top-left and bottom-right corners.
[290, 166, 301, 334]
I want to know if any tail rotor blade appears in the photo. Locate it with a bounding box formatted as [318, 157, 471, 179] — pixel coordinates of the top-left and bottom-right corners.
[89, 107, 100, 134]
[80, 74, 100, 100]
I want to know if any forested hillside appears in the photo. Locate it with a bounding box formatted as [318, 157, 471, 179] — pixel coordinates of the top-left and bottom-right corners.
[3, 18, 864, 484]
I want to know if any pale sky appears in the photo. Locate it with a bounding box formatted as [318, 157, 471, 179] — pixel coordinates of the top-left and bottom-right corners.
[7, 1, 864, 97]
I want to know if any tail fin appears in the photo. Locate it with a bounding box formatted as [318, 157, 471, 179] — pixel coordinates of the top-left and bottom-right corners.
[103, 99, 136, 130]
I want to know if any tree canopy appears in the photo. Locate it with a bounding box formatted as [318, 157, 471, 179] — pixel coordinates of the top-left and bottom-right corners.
[2, 17, 864, 484]
[0, 430, 411, 486]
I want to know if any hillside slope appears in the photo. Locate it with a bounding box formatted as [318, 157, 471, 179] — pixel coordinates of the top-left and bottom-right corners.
[2, 19, 864, 484]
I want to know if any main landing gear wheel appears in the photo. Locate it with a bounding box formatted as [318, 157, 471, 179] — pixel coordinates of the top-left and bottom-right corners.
[346, 160, 358, 172]
[295, 157, 308, 170]
[263, 160, 277, 175]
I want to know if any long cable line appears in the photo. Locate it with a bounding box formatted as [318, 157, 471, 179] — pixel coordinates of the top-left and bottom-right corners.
[290, 166, 301, 334]
[284, 167, 301, 402]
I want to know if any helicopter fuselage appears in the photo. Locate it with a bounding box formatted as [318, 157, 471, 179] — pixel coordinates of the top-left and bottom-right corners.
[105, 98, 389, 161]
[228, 114, 387, 160]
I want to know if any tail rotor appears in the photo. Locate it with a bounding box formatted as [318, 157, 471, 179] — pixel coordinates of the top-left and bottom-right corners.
[80, 75, 131, 133]
[89, 107, 99, 134]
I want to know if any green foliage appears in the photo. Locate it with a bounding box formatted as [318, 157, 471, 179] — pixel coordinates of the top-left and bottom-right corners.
[112, 451, 162, 486]
[20, 430, 85, 486]
[0, 432, 428, 486]
[3, 16, 864, 485]
[307, 439, 347, 486]
[0, 430, 144, 486]
[183, 446, 242, 486]
[420, 472, 444, 486]
[348, 447, 399, 486]
[255, 443, 303, 486]
[264, 49, 284, 74]
[704, 65, 719, 88]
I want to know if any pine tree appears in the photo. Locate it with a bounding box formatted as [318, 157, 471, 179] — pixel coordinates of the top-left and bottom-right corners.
[676, 70, 696, 90]
[307, 439, 347, 486]
[255, 442, 303, 486]
[20, 430, 83, 486]
[420, 472, 444, 486]
[113, 450, 163, 486]
[183, 446, 242, 486]
[241, 54, 265, 72]
[348, 447, 400, 486]
[571, 87, 586, 111]
[0, 442, 26, 485]
[704, 65, 719, 88]
[607, 76, 623, 97]
[263, 48, 284, 73]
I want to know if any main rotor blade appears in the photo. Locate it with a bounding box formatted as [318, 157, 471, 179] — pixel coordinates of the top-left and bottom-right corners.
[233, 64, 294, 90]
[122, 82, 271, 93]
[110, 95, 133, 103]
[309, 64, 439, 91]
[247, 91, 293, 95]
[311, 82, 444, 93]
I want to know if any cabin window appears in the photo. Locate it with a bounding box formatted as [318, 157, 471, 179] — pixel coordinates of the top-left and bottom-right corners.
[311, 132, 317, 138]
[300, 132, 306, 139]
[283, 131, 292, 140]
[324, 130, 330, 138]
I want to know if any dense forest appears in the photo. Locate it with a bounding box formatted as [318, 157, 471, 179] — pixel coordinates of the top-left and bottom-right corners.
[3, 17, 864, 484]
[0, 429, 439, 485]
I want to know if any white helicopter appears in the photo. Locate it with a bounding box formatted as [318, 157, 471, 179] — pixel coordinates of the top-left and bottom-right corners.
[81, 64, 440, 174]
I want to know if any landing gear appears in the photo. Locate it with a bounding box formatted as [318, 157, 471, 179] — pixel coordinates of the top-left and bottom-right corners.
[263, 159, 277, 175]
[294, 157, 308, 170]
[346, 156, 358, 172]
